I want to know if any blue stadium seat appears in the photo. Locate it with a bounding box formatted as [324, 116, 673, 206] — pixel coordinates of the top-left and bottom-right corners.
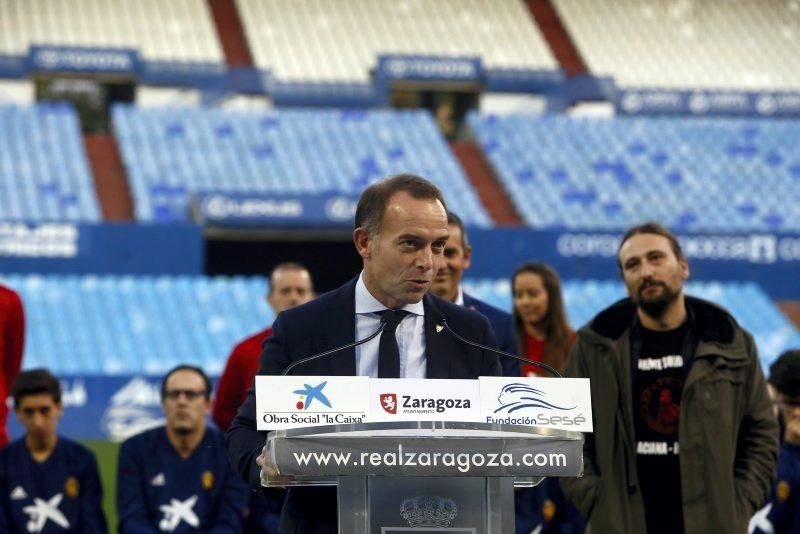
[0, 104, 100, 223]
[3, 274, 270, 376]
[6, 271, 796, 375]
[462, 277, 800, 370]
[468, 113, 800, 232]
[112, 105, 491, 226]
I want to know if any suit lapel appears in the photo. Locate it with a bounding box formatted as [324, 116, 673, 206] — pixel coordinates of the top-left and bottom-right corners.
[323, 278, 358, 376]
[423, 294, 450, 378]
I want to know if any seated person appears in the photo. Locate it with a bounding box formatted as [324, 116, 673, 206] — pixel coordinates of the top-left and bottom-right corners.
[751, 349, 800, 534]
[117, 365, 248, 533]
[0, 368, 107, 533]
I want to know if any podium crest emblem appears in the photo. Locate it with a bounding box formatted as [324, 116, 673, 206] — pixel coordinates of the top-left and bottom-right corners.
[380, 393, 398, 414]
[400, 495, 458, 528]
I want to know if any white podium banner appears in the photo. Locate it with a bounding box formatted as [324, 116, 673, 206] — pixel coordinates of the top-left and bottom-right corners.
[256, 376, 593, 432]
[479, 377, 593, 432]
[256, 376, 370, 430]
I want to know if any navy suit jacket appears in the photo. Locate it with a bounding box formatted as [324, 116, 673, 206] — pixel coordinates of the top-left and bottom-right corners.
[462, 292, 520, 377]
[228, 278, 502, 533]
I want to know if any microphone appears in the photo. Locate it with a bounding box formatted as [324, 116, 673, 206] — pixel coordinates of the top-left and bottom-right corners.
[281, 319, 387, 376]
[439, 317, 562, 378]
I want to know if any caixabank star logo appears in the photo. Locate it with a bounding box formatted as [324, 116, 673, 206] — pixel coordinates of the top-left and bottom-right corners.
[293, 381, 332, 410]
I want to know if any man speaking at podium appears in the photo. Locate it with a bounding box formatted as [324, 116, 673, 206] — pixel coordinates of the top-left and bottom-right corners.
[228, 174, 502, 533]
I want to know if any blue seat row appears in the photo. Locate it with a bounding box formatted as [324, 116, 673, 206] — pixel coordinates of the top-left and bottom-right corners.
[3, 274, 269, 375]
[0, 103, 100, 223]
[113, 105, 490, 226]
[2, 274, 795, 375]
[468, 113, 800, 232]
[462, 278, 800, 370]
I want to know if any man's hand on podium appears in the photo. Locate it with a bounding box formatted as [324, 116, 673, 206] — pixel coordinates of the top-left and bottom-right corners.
[257, 442, 292, 486]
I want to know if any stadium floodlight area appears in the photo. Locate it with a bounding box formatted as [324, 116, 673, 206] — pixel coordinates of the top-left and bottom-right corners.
[0, 0, 223, 63]
[113, 105, 490, 226]
[236, 0, 556, 82]
[553, 0, 800, 90]
[463, 277, 800, 372]
[0, 103, 100, 222]
[5, 274, 796, 375]
[468, 112, 800, 232]
[6, 274, 269, 376]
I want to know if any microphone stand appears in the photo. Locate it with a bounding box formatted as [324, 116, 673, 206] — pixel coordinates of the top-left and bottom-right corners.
[281, 319, 387, 376]
[439, 317, 562, 378]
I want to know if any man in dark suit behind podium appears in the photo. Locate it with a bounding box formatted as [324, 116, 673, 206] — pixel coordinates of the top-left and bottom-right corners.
[228, 174, 502, 533]
[430, 211, 519, 377]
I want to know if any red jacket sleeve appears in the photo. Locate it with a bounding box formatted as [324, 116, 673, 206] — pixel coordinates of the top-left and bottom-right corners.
[2, 287, 24, 390]
[212, 348, 250, 432]
[0, 287, 24, 447]
[213, 329, 270, 431]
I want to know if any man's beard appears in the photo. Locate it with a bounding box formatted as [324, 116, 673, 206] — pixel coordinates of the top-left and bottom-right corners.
[171, 423, 195, 436]
[634, 280, 680, 319]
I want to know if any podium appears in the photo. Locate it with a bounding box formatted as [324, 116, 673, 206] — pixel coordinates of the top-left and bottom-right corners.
[261, 421, 584, 533]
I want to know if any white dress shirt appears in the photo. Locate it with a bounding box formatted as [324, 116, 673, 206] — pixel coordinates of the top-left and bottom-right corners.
[354, 272, 427, 378]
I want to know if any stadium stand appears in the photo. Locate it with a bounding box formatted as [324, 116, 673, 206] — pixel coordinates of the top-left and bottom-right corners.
[0, 0, 223, 63]
[463, 278, 800, 371]
[236, 0, 557, 81]
[3, 274, 795, 376]
[468, 112, 800, 232]
[3, 274, 268, 376]
[112, 105, 491, 225]
[1, 3, 798, 526]
[553, 0, 800, 90]
[0, 103, 100, 222]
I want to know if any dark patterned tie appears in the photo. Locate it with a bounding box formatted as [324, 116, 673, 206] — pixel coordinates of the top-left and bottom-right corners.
[377, 309, 411, 378]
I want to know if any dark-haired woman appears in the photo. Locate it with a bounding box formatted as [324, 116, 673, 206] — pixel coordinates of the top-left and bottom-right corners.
[512, 262, 574, 376]
[511, 262, 584, 534]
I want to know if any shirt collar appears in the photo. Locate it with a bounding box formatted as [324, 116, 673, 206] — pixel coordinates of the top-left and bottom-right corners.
[454, 286, 464, 306]
[355, 271, 425, 316]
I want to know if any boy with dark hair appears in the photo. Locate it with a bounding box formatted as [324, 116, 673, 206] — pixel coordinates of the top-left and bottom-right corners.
[118, 365, 248, 533]
[0, 369, 107, 533]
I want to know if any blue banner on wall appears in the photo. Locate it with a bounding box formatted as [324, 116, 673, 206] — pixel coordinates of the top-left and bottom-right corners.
[28, 45, 140, 76]
[0, 223, 203, 275]
[617, 88, 800, 118]
[484, 68, 564, 94]
[377, 54, 482, 83]
[22, 46, 228, 87]
[193, 192, 359, 228]
[466, 229, 800, 300]
[7, 375, 221, 442]
[139, 60, 227, 88]
[0, 54, 27, 78]
[270, 80, 386, 107]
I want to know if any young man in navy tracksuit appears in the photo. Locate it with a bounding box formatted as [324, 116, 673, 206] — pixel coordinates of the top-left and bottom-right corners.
[117, 365, 248, 533]
[0, 369, 107, 533]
